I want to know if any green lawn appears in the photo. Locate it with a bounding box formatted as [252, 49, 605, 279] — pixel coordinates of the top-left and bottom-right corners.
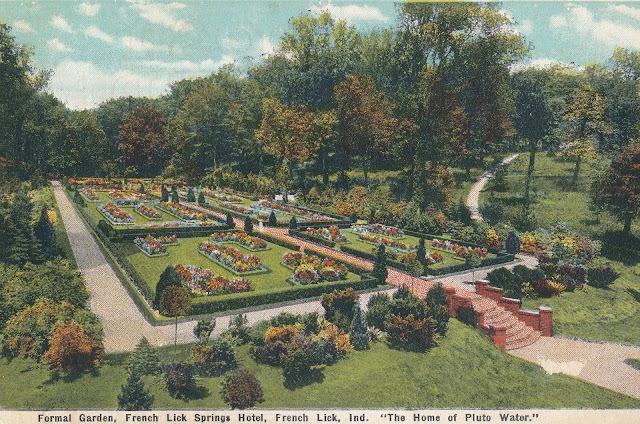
[2, 320, 638, 409]
[113, 236, 359, 297]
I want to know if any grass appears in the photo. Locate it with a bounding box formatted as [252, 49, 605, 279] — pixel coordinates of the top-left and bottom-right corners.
[2, 319, 639, 409]
[479, 152, 639, 237]
[481, 151, 640, 345]
[625, 358, 640, 370]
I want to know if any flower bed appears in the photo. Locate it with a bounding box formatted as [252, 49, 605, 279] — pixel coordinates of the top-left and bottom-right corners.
[81, 187, 100, 201]
[303, 226, 348, 243]
[158, 234, 179, 245]
[360, 233, 414, 251]
[98, 203, 136, 224]
[255, 200, 335, 222]
[175, 264, 251, 296]
[367, 223, 404, 238]
[157, 202, 207, 220]
[109, 191, 127, 200]
[210, 231, 269, 250]
[137, 220, 219, 229]
[135, 203, 163, 219]
[221, 202, 255, 215]
[134, 235, 167, 256]
[281, 252, 348, 285]
[202, 190, 243, 203]
[199, 241, 268, 274]
[429, 239, 488, 259]
[423, 252, 444, 266]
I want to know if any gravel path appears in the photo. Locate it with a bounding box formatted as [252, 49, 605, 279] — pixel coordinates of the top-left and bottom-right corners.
[466, 153, 520, 222]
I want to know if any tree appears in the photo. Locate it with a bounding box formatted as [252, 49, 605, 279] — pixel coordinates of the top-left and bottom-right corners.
[244, 216, 253, 233]
[154, 265, 183, 309]
[43, 322, 104, 372]
[164, 362, 196, 398]
[128, 337, 160, 376]
[349, 303, 369, 350]
[592, 141, 640, 237]
[161, 185, 169, 202]
[220, 369, 263, 409]
[425, 283, 447, 309]
[289, 216, 297, 230]
[505, 231, 521, 255]
[117, 371, 154, 410]
[416, 238, 426, 262]
[283, 348, 312, 388]
[198, 191, 205, 205]
[226, 213, 235, 228]
[190, 338, 237, 377]
[187, 188, 196, 203]
[35, 206, 58, 259]
[562, 85, 611, 182]
[373, 244, 388, 284]
[160, 286, 192, 351]
[119, 105, 169, 176]
[193, 318, 215, 342]
[268, 211, 277, 226]
[171, 190, 179, 204]
[6, 191, 42, 265]
[335, 75, 394, 184]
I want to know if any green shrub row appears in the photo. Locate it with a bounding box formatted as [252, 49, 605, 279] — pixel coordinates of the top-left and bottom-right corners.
[97, 220, 228, 241]
[289, 229, 336, 248]
[190, 277, 380, 315]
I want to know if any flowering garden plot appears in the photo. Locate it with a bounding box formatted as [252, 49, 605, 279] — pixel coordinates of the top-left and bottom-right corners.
[175, 264, 251, 296]
[199, 241, 269, 274]
[367, 223, 404, 238]
[303, 226, 348, 243]
[360, 233, 415, 251]
[81, 187, 100, 201]
[429, 239, 488, 259]
[254, 200, 336, 223]
[109, 191, 127, 200]
[210, 231, 269, 250]
[423, 252, 445, 266]
[134, 236, 167, 256]
[221, 202, 255, 215]
[202, 190, 243, 203]
[281, 252, 348, 285]
[135, 203, 163, 219]
[98, 203, 136, 224]
[157, 234, 179, 245]
[157, 202, 207, 220]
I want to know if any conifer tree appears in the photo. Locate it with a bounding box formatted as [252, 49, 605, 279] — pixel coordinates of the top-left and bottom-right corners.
[154, 265, 183, 309]
[416, 238, 426, 262]
[35, 206, 58, 259]
[349, 303, 369, 350]
[187, 187, 196, 202]
[171, 190, 179, 204]
[128, 337, 161, 376]
[226, 213, 235, 228]
[198, 191, 205, 205]
[373, 244, 388, 284]
[268, 211, 277, 226]
[244, 216, 253, 233]
[117, 371, 154, 410]
[161, 185, 169, 202]
[289, 216, 297, 230]
[8, 191, 42, 265]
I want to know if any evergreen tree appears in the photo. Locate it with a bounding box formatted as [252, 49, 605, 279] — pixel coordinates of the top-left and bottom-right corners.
[505, 231, 521, 255]
[289, 216, 297, 230]
[372, 244, 388, 284]
[35, 206, 58, 260]
[73, 191, 86, 207]
[349, 303, 369, 350]
[161, 185, 169, 202]
[226, 213, 235, 228]
[128, 337, 161, 375]
[139, 183, 145, 194]
[187, 187, 196, 202]
[425, 283, 447, 309]
[244, 216, 253, 233]
[171, 190, 179, 204]
[268, 211, 277, 226]
[8, 192, 42, 266]
[416, 238, 426, 262]
[198, 191, 205, 205]
[154, 265, 183, 309]
[117, 371, 154, 410]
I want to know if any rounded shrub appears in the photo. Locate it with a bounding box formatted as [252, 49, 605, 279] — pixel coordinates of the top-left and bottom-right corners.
[220, 369, 263, 409]
[164, 362, 196, 398]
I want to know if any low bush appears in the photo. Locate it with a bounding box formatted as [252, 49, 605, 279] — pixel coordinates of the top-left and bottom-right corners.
[486, 267, 522, 299]
[386, 315, 437, 347]
[310, 338, 339, 365]
[455, 305, 477, 327]
[587, 265, 620, 288]
[190, 338, 237, 377]
[533, 280, 564, 298]
[283, 348, 312, 388]
[366, 302, 391, 331]
[220, 369, 263, 409]
[558, 263, 586, 292]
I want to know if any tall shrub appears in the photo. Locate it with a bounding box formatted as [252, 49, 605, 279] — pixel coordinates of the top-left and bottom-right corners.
[349, 304, 369, 350]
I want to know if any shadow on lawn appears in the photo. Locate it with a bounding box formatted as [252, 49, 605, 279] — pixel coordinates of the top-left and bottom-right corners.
[600, 231, 640, 266]
[284, 368, 325, 390]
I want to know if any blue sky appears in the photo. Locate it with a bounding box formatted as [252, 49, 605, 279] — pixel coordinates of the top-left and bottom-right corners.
[3, 1, 640, 110]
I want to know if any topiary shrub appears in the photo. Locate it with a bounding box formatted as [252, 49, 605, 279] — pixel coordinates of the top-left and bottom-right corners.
[289, 216, 298, 230]
[505, 231, 521, 255]
[161, 186, 169, 202]
[349, 304, 369, 350]
[268, 211, 277, 226]
[416, 238, 426, 262]
[187, 188, 196, 203]
[372, 244, 388, 284]
[587, 265, 620, 288]
[198, 191, 205, 205]
[220, 369, 263, 409]
[171, 191, 179, 204]
[164, 362, 196, 398]
[244, 216, 253, 232]
[226, 213, 235, 228]
[154, 265, 183, 309]
[190, 338, 237, 377]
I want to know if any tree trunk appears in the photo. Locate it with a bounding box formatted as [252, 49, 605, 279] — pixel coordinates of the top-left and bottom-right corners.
[408, 161, 415, 198]
[623, 216, 632, 238]
[362, 156, 368, 185]
[322, 145, 329, 185]
[213, 145, 217, 170]
[524, 141, 537, 210]
[174, 316, 178, 354]
[573, 157, 581, 183]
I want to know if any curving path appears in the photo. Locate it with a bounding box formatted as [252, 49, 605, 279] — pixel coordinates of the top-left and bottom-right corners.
[466, 153, 520, 222]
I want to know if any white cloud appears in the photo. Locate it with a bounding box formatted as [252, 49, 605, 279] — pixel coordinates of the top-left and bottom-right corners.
[84, 25, 115, 43]
[47, 38, 74, 52]
[13, 20, 35, 33]
[49, 60, 170, 109]
[550, 5, 640, 50]
[120, 35, 167, 52]
[519, 19, 534, 35]
[51, 15, 74, 33]
[141, 56, 234, 71]
[78, 3, 101, 17]
[259, 36, 277, 57]
[510, 58, 583, 73]
[130, 2, 192, 32]
[608, 5, 640, 21]
[309, 4, 388, 23]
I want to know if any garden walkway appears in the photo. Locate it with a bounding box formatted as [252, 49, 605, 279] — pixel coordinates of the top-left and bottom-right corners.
[466, 153, 520, 222]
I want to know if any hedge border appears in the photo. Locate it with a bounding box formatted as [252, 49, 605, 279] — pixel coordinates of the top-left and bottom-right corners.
[289, 229, 336, 248]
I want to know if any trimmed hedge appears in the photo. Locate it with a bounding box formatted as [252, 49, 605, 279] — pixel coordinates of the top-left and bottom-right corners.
[289, 229, 336, 248]
[190, 277, 379, 315]
[98, 220, 228, 241]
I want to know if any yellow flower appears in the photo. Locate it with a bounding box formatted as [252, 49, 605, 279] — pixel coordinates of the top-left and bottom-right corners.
[47, 209, 58, 226]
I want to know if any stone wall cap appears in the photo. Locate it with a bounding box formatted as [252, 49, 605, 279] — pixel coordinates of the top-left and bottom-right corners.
[539, 305, 553, 311]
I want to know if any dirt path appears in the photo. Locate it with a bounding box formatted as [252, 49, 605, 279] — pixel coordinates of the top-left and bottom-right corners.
[466, 153, 520, 222]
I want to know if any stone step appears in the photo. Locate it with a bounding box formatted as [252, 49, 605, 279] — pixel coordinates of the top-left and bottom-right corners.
[506, 328, 541, 350]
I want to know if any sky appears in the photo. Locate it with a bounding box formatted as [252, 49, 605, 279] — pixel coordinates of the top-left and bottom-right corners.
[3, 1, 640, 110]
